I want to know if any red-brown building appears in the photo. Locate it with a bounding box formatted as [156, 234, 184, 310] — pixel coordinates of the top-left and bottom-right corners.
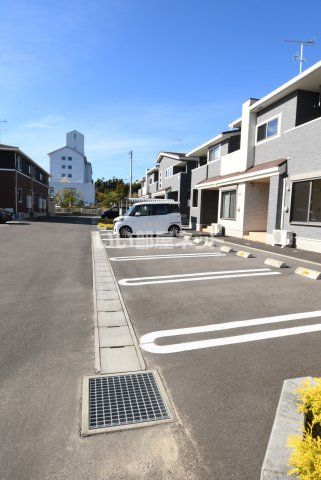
[0, 144, 49, 219]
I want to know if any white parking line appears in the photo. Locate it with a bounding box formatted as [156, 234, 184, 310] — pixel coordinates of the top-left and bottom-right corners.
[110, 252, 225, 261]
[139, 310, 321, 354]
[105, 242, 193, 249]
[118, 268, 280, 286]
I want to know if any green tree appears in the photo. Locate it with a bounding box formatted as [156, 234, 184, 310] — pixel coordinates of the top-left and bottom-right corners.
[61, 189, 82, 208]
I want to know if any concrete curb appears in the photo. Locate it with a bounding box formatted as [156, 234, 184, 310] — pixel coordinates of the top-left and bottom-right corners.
[236, 250, 255, 259]
[264, 258, 287, 269]
[102, 237, 146, 372]
[91, 231, 145, 374]
[295, 266, 321, 280]
[91, 232, 102, 373]
[260, 377, 308, 480]
[220, 246, 235, 253]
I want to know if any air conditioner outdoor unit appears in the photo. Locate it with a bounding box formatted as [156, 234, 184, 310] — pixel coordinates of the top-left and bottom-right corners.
[272, 229, 294, 247]
[211, 223, 223, 236]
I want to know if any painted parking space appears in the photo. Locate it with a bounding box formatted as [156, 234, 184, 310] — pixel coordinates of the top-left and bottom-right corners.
[106, 233, 321, 480]
[140, 310, 321, 354]
[109, 252, 226, 261]
[118, 268, 280, 286]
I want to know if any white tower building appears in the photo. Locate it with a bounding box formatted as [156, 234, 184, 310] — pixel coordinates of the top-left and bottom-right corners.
[48, 130, 95, 205]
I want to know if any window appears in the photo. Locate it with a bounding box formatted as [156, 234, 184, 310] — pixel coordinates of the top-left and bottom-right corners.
[62, 156, 65, 160]
[62, 165, 66, 169]
[153, 204, 168, 215]
[17, 188, 23, 203]
[291, 179, 321, 224]
[68, 156, 72, 161]
[221, 190, 237, 219]
[130, 204, 153, 216]
[28, 165, 32, 175]
[61, 173, 66, 178]
[40, 173, 43, 181]
[68, 174, 72, 178]
[165, 167, 173, 178]
[16, 156, 22, 171]
[192, 189, 198, 207]
[208, 145, 221, 162]
[149, 177, 153, 184]
[168, 203, 180, 213]
[256, 116, 279, 142]
[159, 172, 162, 188]
[68, 165, 72, 170]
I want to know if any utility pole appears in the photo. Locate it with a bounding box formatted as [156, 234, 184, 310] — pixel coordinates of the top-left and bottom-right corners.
[284, 39, 315, 74]
[0, 120, 7, 143]
[128, 150, 133, 197]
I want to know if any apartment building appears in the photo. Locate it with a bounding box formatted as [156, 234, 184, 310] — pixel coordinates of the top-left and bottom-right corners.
[139, 152, 198, 225]
[0, 144, 49, 218]
[188, 60, 321, 253]
[48, 130, 95, 206]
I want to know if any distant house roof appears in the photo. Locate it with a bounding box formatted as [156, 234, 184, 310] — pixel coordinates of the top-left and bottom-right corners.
[186, 130, 240, 157]
[0, 143, 49, 175]
[197, 158, 287, 188]
[47, 145, 84, 156]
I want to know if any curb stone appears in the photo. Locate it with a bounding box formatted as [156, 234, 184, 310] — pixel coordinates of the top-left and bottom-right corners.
[91, 231, 145, 374]
[260, 377, 308, 480]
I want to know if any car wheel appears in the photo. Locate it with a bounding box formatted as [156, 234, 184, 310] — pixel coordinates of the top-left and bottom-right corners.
[168, 225, 180, 237]
[119, 226, 133, 238]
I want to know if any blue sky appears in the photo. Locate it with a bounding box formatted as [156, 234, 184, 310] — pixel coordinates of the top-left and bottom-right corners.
[1, 0, 321, 181]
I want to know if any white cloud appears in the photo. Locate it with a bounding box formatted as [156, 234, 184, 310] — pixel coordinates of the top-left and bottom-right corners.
[23, 115, 65, 129]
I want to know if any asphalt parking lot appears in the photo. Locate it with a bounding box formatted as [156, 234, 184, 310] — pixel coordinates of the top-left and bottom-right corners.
[101, 231, 321, 480]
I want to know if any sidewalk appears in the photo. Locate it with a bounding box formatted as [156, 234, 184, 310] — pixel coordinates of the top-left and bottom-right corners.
[184, 230, 321, 266]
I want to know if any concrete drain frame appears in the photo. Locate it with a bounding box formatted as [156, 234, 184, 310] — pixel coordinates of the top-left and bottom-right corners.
[81, 370, 175, 436]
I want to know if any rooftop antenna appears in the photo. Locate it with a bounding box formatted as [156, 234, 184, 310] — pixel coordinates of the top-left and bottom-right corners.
[128, 150, 133, 197]
[284, 39, 315, 74]
[0, 120, 7, 144]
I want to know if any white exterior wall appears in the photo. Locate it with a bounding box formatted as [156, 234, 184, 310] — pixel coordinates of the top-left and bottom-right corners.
[50, 147, 85, 183]
[218, 183, 246, 237]
[66, 130, 84, 155]
[50, 181, 95, 205]
[49, 131, 95, 205]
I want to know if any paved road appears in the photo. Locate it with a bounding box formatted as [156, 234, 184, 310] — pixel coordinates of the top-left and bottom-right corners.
[103, 233, 321, 479]
[0, 218, 205, 480]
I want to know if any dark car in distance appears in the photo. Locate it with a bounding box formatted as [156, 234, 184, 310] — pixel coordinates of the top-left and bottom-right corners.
[101, 206, 120, 220]
[0, 209, 13, 223]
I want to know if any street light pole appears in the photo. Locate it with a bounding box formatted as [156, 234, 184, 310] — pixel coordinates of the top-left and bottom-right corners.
[128, 150, 133, 197]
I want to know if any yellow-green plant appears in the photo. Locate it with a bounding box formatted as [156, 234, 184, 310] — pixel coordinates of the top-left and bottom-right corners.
[287, 377, 321, 478]
[296, 378, 321, 425]
[287, 431, 321, 478]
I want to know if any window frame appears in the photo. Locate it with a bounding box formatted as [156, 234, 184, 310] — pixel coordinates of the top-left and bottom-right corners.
[17, 188, 23, 203]
[192, 189, 198, 207]
[255, 114, 281, 145]
[290, 178, 321, 226]
[220, 189, 237, 220]
[16, 156, 22, 171]
[208, 145, 221, 163]
[165, 166, 173, 178]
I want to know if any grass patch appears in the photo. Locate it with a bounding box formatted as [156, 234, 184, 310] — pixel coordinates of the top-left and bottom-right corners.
[97, 222, 113, 230]
[287, 378, 321, 478]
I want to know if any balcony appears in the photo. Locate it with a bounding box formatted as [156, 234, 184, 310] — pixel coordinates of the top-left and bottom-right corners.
[220, 150, 241, 176]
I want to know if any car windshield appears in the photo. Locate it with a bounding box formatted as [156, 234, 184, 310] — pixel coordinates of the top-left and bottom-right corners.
[124, 205, 136, 216]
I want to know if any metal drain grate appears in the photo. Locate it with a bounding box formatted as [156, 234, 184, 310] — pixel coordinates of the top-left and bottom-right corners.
[88, 371, 171, 430]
